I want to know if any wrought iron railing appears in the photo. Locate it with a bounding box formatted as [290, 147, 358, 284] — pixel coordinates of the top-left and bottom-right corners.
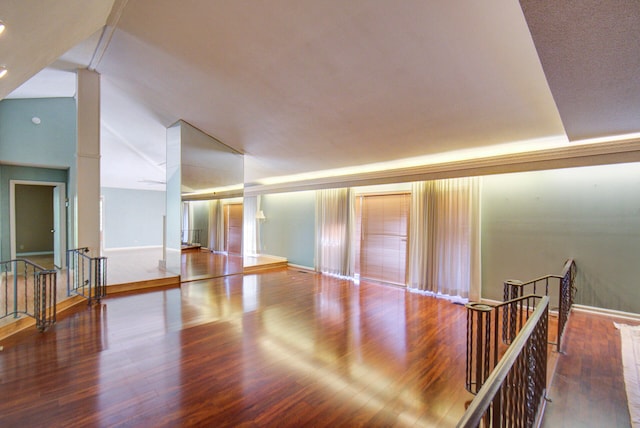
[465, 294, 545, 395]
[459, 295, 549, 428]
[0, 259, 57, 331]
[66, 248, 107, 304]
[503, 259, 576, 351]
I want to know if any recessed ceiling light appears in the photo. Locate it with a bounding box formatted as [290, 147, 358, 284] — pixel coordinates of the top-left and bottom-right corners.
[0, 67, 7, 79]
[0, 21, 5, 36]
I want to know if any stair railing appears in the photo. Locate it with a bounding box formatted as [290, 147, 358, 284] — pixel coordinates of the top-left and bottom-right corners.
[465, 294, 545, 395]
[503, 259, 576, 351]
[0, 259, 57, 331]
[459, 296, 549, 427]
[66, 248, 107, 304]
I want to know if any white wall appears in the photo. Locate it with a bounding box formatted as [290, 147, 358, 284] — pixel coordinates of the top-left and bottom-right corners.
[102, 187, 165, 249]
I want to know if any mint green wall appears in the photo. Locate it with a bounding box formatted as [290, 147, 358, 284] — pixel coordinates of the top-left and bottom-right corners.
[0, 98, 77, 167]
[481, 163, 640, 314]
[101, 187, 165, 249]
[260, 191, 315, 268]
[0, 98, 77, 261]
[0, 165, 68, 261]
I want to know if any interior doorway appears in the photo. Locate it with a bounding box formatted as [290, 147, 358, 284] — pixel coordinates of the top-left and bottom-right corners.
[10, 180, 67, 269]
[225, 203, 243, 255]
[356, 193, 410, 286]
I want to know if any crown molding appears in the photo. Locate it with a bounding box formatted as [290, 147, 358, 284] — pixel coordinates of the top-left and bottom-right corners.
[244, 139, 640, 196]
[182, 189, 243, 201]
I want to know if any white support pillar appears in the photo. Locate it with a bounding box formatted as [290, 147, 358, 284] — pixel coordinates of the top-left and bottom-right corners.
[76, 69, 101, 256]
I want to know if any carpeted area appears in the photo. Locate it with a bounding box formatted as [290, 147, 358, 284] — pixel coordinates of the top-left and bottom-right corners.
[615, 322, 640, 427]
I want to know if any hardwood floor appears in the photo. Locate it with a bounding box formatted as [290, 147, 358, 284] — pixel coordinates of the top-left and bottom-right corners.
[0, 269, 474, 427]
[180, 249, 243, 282]
[0, 268, 635, 427]
[0, 250, 285, 334]
[542, 310, 637, 427]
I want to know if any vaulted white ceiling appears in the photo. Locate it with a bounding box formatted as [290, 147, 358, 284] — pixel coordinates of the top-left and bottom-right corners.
[2, 1, 639, 191]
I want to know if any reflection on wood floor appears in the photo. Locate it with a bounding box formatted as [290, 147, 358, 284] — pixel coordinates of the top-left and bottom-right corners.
[1, 249, 288, 331]
[104, 247, 288, 285]
[0, 269, 474, 427]
[0, 263, 633, 426]
[180, 248, 243, 282]
[9, 249, 289, 287]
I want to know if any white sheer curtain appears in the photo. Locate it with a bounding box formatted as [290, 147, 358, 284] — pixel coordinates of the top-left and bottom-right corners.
[208, 200, 225, 252]
[408, 177, 481, 300]
[243, 196, 258, 256]
[315, 188, 354, 278]
[181, 201, 190, 244]
[208, 200, 224, 251]
[215, 201, 224, 252]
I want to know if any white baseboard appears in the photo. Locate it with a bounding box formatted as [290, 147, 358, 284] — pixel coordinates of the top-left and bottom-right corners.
[480, 298, 640, 321]
[103, 245, 163, 251]
[16, 251, 54, 256]
[480, 297, 502, 306]
[288, 263, 316, 272]
[572, 304, 640, 321]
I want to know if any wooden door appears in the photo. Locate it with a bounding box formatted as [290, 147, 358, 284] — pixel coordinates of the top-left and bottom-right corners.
[225, 203, 243, 255]
[359, 193, 409, 286]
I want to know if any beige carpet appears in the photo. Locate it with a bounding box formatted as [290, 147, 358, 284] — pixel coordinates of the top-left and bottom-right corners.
[615, 322, 640, 428]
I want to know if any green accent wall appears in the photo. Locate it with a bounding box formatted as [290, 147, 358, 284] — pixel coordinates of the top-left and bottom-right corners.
[261, 191, 315, 268]
[0, 98, 77, 261]
[481, 163, 640, 314]
[0, 98, 77, 167]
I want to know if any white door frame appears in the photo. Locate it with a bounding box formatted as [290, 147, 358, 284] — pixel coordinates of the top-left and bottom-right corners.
[9, 180, 67, 268]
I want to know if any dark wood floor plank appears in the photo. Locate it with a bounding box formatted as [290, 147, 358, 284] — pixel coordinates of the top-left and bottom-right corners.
[0, 267, 635, 427]
[0, 269, 475, 426]
[542, 310, 636, 428]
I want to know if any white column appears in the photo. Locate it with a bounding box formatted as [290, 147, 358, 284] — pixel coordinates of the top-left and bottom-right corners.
[76, 69, 101, 255]
[164, 121, 182, 275]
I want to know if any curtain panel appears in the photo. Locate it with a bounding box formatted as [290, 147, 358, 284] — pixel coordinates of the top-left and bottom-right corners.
[207, 200, 225, 252]
[315, 188, 354, 278]
[243, 196, 258, 256]
[181, 201, 191, 244]
[408, 177, 480, 299]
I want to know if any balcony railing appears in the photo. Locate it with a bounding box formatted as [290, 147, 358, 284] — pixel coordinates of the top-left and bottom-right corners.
[465, 294, 546, 395]
[0, 259, 57, 331]
[459, 295, 549, 427]
[67, 248, 107, 305]
[460, 260, 577, 427]
[503, 259, 576, 351]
